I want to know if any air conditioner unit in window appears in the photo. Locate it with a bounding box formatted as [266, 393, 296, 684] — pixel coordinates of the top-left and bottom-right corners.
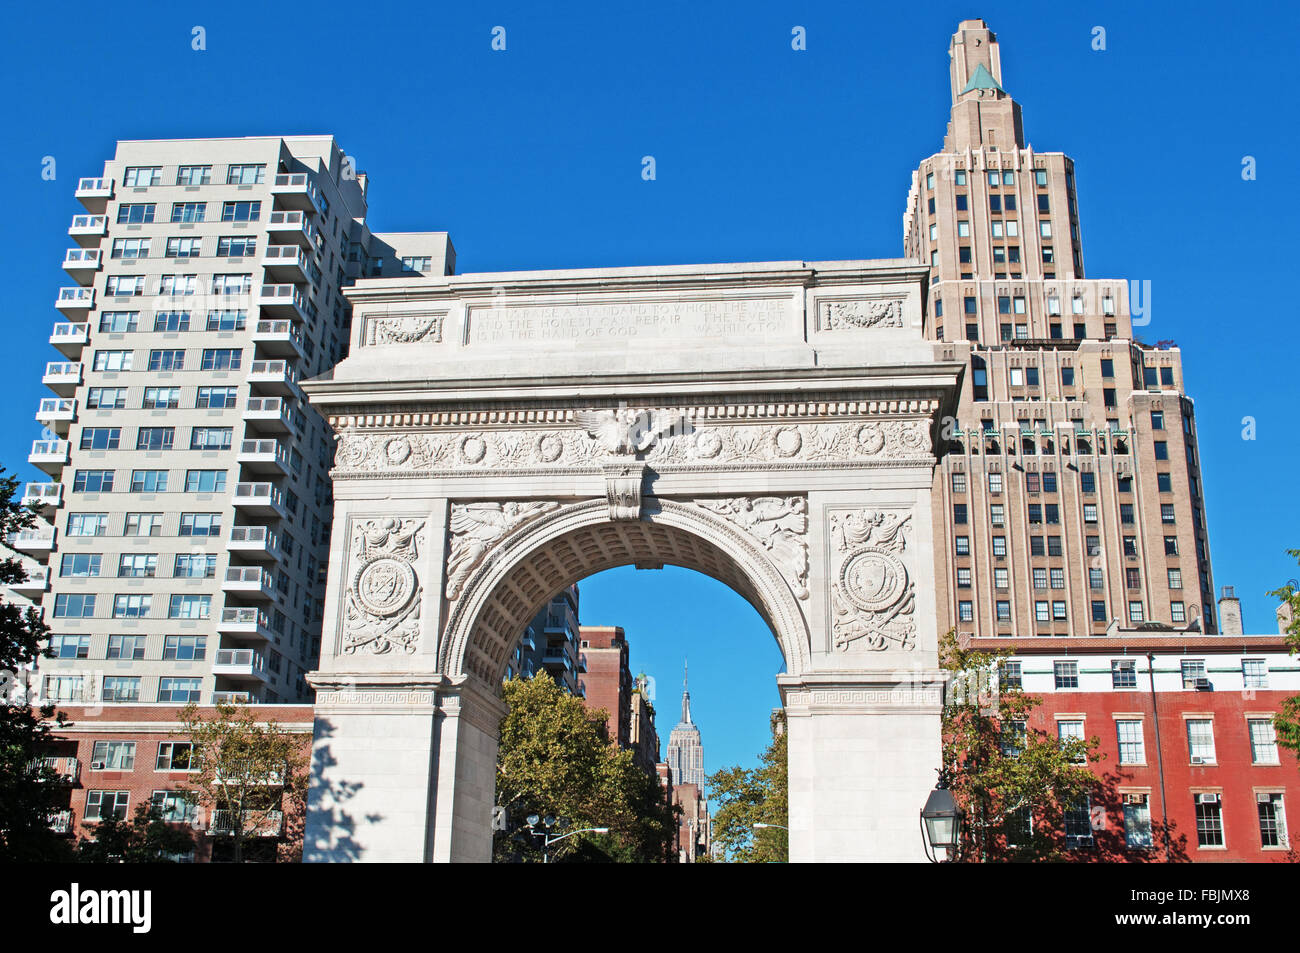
[1194, 677, 1213, 691]
[1122, 793, 1148, 805]
[89, 761, 105, 770]
[1257, 792, 1274, 804]
[1190, 756, 1209, 765]
[1195, 793, 1219, 804]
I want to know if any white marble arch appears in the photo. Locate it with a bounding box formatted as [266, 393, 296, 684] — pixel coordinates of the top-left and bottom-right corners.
[300, 258, 963, 863]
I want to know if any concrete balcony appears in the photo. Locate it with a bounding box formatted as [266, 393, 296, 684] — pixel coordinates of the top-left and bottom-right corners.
[49, 323, 89, 359]
[250, 320, 305, 360]
[232, 482, 288, 519]
[6, 528, 55, 557]
[21, 482, 62, 515]
[28, 440, 69, 476]
[226, 525, 282, 562]
[270, 172, 319, 211]
[266, 210, 315, 247]
[49, 810, 74, 834]
[237, 439, 289, 476]
[68, 214, 107, 246]
[216, 606, 274, 642]
[213, 648, 270, 681]
[30, 755, 79, 783]
[62, 247, 102, 284]
[212, 691, 256, 704]
[55, 286, 94, 316]
[36, 397, 76, 435]
[42, 362, 82, 397]
[222, 567, 277, 602]
[261, 244, 309, 282]
[208, 809, 283, 837]
[10, 565, 50, 597]
[247, 360, 301, 398]
[75, 177, 113, 212]
[242, 396, 293, 434]
[256, 283, 310, 322]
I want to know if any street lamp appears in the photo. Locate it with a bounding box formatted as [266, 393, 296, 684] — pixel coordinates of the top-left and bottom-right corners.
[920, 785, 962, 863]
[752, 823, 788, 831]
[523, 815, 609, 863]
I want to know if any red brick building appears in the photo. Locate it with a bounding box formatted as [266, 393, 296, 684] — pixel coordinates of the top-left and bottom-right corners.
[35, 704, 313, 862]
[578, 625, 661, 775]
[981, 604, 1299, 861]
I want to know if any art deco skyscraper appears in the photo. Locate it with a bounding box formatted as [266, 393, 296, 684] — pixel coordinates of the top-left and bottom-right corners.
[909, 21, 1217, 638]
[666, 664, 705, 789]
[14, 136, 453, 707]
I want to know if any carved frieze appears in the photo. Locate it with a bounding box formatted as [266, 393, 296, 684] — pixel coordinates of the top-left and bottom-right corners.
[819, 299, 905, 330]
[827, 509, 916, 653]
[333, 418, 931, 477]
[694, 496, 809, 599]
[445, 501, 561, 599]
[343, 518, 425, 656]
[363, 311, 446, 346]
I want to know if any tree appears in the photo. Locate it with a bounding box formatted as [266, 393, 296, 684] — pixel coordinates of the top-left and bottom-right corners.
[1267, 551, 1300, 763]
[176, 701, 307, 863]
[494, 675, 674, 862]
[940, 629, 1103, 862]
[706, 711, 787, 863]
[0, 467, 73, 862]
[75, 801, 196, 863]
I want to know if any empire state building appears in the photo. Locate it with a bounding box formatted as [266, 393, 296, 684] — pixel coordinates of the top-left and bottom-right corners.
[666, 664, 705, 789]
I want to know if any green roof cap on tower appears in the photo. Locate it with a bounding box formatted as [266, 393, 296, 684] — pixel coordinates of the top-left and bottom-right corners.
[961, 62, 1004, 95]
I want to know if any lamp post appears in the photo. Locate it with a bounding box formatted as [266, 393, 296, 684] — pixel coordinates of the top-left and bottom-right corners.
[920, 785, 963, 863]
[524, 814, 610, 863]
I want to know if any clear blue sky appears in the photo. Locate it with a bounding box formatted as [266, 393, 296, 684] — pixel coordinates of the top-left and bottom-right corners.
[3, 1, 1297, 773]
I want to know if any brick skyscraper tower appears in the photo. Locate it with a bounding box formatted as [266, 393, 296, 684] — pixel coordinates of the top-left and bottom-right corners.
[908, 21, 1217, 638]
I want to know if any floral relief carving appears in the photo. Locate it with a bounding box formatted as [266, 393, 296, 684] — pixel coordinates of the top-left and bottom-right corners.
[827, 510, 916, 653]
[820, 299, 905, 330]
[343, 518, 425, 656]
[367, 312, 445, 345]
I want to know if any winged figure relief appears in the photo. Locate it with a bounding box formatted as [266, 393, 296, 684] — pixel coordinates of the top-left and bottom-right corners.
[576, 408, 690, 456]
[445, 501, 559, 599]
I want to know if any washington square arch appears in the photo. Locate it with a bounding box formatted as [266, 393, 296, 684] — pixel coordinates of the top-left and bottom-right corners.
[300, 257, 963, 863]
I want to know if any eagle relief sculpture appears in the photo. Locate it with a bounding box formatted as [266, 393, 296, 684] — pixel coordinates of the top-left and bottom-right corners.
[575, 407, 691, 456]
[828, 509, 916, 652]
[343, 517, 425, 655]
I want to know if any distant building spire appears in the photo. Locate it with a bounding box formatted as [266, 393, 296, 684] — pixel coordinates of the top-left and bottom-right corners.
[682, 659, 692, 724]
[667, 658, 705, 789]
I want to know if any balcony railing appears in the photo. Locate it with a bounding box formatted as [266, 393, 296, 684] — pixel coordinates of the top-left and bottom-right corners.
[212, 691, 254, 705]
[44, 361, 82, 377]
[63, 248, 101, 266]
[56, 287, 94, 309]
[76, 177, 110, 194]
[29, 756, 80, 782]
[224, 567, 272, 586]
[22, 482, 62, 506]
[49, 810, 74, 834]
[6, 528, 55, 549]
[208, 809, 283, 837]
[68, 214, 107, 232]
[229, 526, 274, 545]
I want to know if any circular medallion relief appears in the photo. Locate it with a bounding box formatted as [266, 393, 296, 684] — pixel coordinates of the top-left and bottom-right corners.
[459, 434, 488, 464]
[536, 433, 564, 463]
[353, 557, 417, 617]
[839, 549, 908, 614]
[384, 436, 412, 465]
[695, 431, 722, 459]
[773, 426, 802, 458]
[857, 424, 885, 455]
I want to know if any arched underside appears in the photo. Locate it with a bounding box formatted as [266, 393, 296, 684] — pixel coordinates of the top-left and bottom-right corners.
[441, 499, 810, 690]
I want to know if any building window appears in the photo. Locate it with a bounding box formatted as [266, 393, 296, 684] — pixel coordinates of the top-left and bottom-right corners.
[991, 536, 1006, 557]
[128, 465, 169, 491]
[1089, 568, 1104, 590]
[996, 601, 1011, 622]
[1091, 601, 1107, 622]
[955, 536, 970, 556]
[1242, 659, 1268, 689]
[106, 634, 146, 660]
[196, 386, 238, 409]
[165, 237, 203, 259]
[1181, 659, 1206, 689]
[112, 594, 152, 618]
[136, 427, 175, 451]
[72, 469, 114, 493]
[102, 676, 142, 702]
[124, 512, 163, 537]
[1128, 601, 1144, 623]
[142, 387, 182, 409]
[987, 472, 1002, 493]
[85, 790, 130, 822]
[1248, 719, 1279, 764]
[226, 163, 265, 185]
[147, 349, 184, 372]
[1171, 602, 1186, 623]
[1187, 720, 1216, 763]
[1116, 720, 1145, 764]
[200, 348, 242, 371]
[1036, 600, 1051, 623]
[994, 568, 1009, 590]
[167, 595, 211, 620]
[1258, 793, 1287, 848]
[91, 740, 136, 771]
[1057, 720, 1086, 762]
[1052, 600, 1067, 620]
[958, 601, 974, 622]
[1124, 794, 1153, 848]
[176, 165, 211, 186]
[217, 236, 257, 257]
[1053, 660, 1078, 689]
[1064, 797, 1094, 849]
[124, 166, 162, 187]
[158, 677, 202, 703]
[179, 513, 222, 538]
[156, 742, 195, 771]
[1194, 795, 1224, 847]
[220, 200, 262, 222]
[151, 791, 198, 823]
[184, 470, 227, 494]
[117, 554, 157, 578]
[1111, 659, 1137, 689]
[53, 593, 96, 618]
[956, 567, 972, 588]
[163, 636, 207, 661]
[1033, 568, 1048, 590]
[999, 660, 1022, 691]
[50, 635, 91, 659]
[953, 503, 967, 524]
[190, 427, 233, 450]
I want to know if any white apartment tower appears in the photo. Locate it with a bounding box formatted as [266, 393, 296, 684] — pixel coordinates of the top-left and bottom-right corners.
[16, 135, 454, 706]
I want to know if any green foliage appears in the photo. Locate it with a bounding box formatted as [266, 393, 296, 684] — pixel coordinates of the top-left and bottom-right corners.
[76, 801, 196, 863]
[0, 467, 72, 861]
[706, 712, 787, 863]
[177, 701, 307, 863]
[1267, 550, 1300, 762]
[495, 675, 674, 862]
[940, 630, 1103, 862]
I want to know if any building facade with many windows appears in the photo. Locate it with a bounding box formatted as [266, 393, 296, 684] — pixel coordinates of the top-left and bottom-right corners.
[913, 21, 1217, 639]
[15, 135, 453, 707]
